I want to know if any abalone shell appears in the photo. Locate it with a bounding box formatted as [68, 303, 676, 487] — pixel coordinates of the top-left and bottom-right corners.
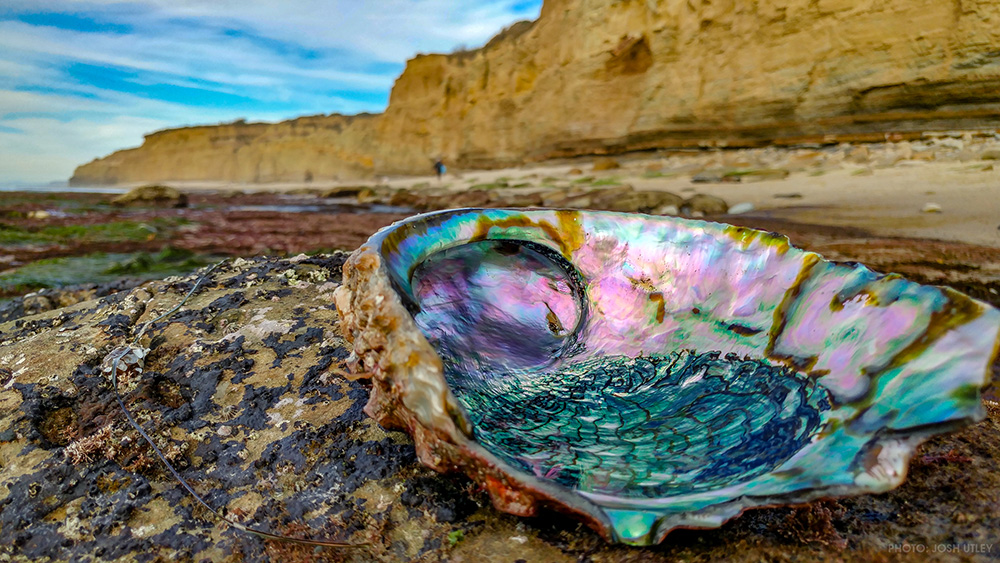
[334, 208, 1000, 545]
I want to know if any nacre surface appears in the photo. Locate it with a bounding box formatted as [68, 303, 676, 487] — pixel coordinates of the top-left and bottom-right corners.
[334, 208, 1000, 545]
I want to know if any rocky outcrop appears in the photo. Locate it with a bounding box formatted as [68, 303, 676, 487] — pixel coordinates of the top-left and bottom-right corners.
[72, 0, 1000, 185]
[110, 184, 188, 208]
[2, 238, 1000, 560]
[72, 115, 380, 186]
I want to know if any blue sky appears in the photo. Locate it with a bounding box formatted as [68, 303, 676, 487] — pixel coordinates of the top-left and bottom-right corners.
[0, 1, 543, 184]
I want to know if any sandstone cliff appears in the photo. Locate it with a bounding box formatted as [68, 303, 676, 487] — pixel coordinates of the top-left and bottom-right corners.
[72, 0, 1000, 185]
[72, 114, 379, 185]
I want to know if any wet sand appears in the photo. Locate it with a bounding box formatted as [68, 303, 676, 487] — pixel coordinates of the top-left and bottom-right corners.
[5, 144, 999, 304]
[144, 154, 1000, 249]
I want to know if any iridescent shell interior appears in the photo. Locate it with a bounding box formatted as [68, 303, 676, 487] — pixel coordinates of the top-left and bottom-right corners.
[335, 208, 1000, 545]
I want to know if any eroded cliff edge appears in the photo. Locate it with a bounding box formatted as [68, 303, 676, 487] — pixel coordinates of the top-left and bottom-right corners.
[71, 0, 1000, 185]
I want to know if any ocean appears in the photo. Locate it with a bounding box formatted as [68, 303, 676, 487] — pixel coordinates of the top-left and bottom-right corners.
[0, 182, 127, 194]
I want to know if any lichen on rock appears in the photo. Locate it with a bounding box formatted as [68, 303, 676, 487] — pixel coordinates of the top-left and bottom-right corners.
[1, 248, 1000, 562]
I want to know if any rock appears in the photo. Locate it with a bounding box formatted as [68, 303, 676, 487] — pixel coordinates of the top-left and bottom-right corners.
[561, 193, 597, 208]
[721, 157, 754, 168]
[447, 190, 494, 208]
[0, 257, 488, 559]
[682, 194, 729, 216]
[922, 202, 943, 213]
[847, 146, 870, 164]
[783, 152, 824, 172]
[492, 191, 545, 207]
[2, 252, 1000, 561]
[26, 210, 50, 219]
[110, 184, 188, 208]
[955, 149, 980, 162]
[691, 171, 729, 183]
[285, 187, 321, 196]
[389, 188, 451, 210]
[592, 158, 621, 171]
[320, 185, 367, 198]
[388, 188, 422, 208]
[735, 169, 791, 183]
[591, 187, 684, 213]
[567, 168, 584, 176]
[471, 179, 510, 190]
[652, 204, 680, 216]
[540, 189, 571, 207]
[981, 149, 1000, 160]
[726, 202, 756, 215]
[356, 187, 378, 203]
[933, 138, 965, 150]
[872, 153, 903, 169]
[19, 293, 53, 316]
[587, 184, 634, 209]
[357, 185, 396, 204]
[894, 141, 914, 160]
[549, 186, 607, 208]
[693, 168, 788, 184]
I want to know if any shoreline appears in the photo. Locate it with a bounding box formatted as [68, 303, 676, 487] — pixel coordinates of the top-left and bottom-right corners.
[4, 139, 999, 304]
[41, 147, 1000, 249]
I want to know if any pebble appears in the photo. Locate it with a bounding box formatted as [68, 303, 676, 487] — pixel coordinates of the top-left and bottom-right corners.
[847, 146, 870, 163]
[727, 202, 755, 215]
[873, 154, 903, 169]
[691, 171, 724, 183]
[933, 138, 965, 150]
[921, 203, 943, 213]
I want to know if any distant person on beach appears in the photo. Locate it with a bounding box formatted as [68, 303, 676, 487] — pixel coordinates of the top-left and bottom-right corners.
[433, 159, 446, 180]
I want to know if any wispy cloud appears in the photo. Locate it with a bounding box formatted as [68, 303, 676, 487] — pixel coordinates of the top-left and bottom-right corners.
[0, 0, 542, 183]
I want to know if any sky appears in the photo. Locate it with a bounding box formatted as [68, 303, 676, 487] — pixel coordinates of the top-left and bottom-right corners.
[0, 1, 543, 185]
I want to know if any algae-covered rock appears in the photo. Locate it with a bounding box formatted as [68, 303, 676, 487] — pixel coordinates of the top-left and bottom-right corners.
[682, 193, 730, 216]
[1, 249, 999, 562]
[110, 184, 188, 208]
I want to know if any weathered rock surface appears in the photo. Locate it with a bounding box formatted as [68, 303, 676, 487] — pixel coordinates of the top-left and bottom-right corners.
[73, 115, 380, 186]
[348, 183, 698, 217]
[682, 193, 730, 216]
[110, 185, 188, 208]
[71, 0, 1000, 185]
[2, 234, 1000, 561]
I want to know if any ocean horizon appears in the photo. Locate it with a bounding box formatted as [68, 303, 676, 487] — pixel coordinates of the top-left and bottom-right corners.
[0, 181, 128, 194]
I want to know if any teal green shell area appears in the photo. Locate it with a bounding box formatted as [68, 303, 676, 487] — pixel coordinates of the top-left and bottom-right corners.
[371, 209, 999, 543]
[1, 253, 999, 561]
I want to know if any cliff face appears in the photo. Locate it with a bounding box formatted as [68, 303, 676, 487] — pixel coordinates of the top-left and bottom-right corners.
[72, 0, 1000, 184]
[71, 114, 381, 185]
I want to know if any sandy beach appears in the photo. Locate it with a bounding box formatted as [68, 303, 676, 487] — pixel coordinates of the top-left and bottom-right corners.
[141, 149, 1000, 248]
